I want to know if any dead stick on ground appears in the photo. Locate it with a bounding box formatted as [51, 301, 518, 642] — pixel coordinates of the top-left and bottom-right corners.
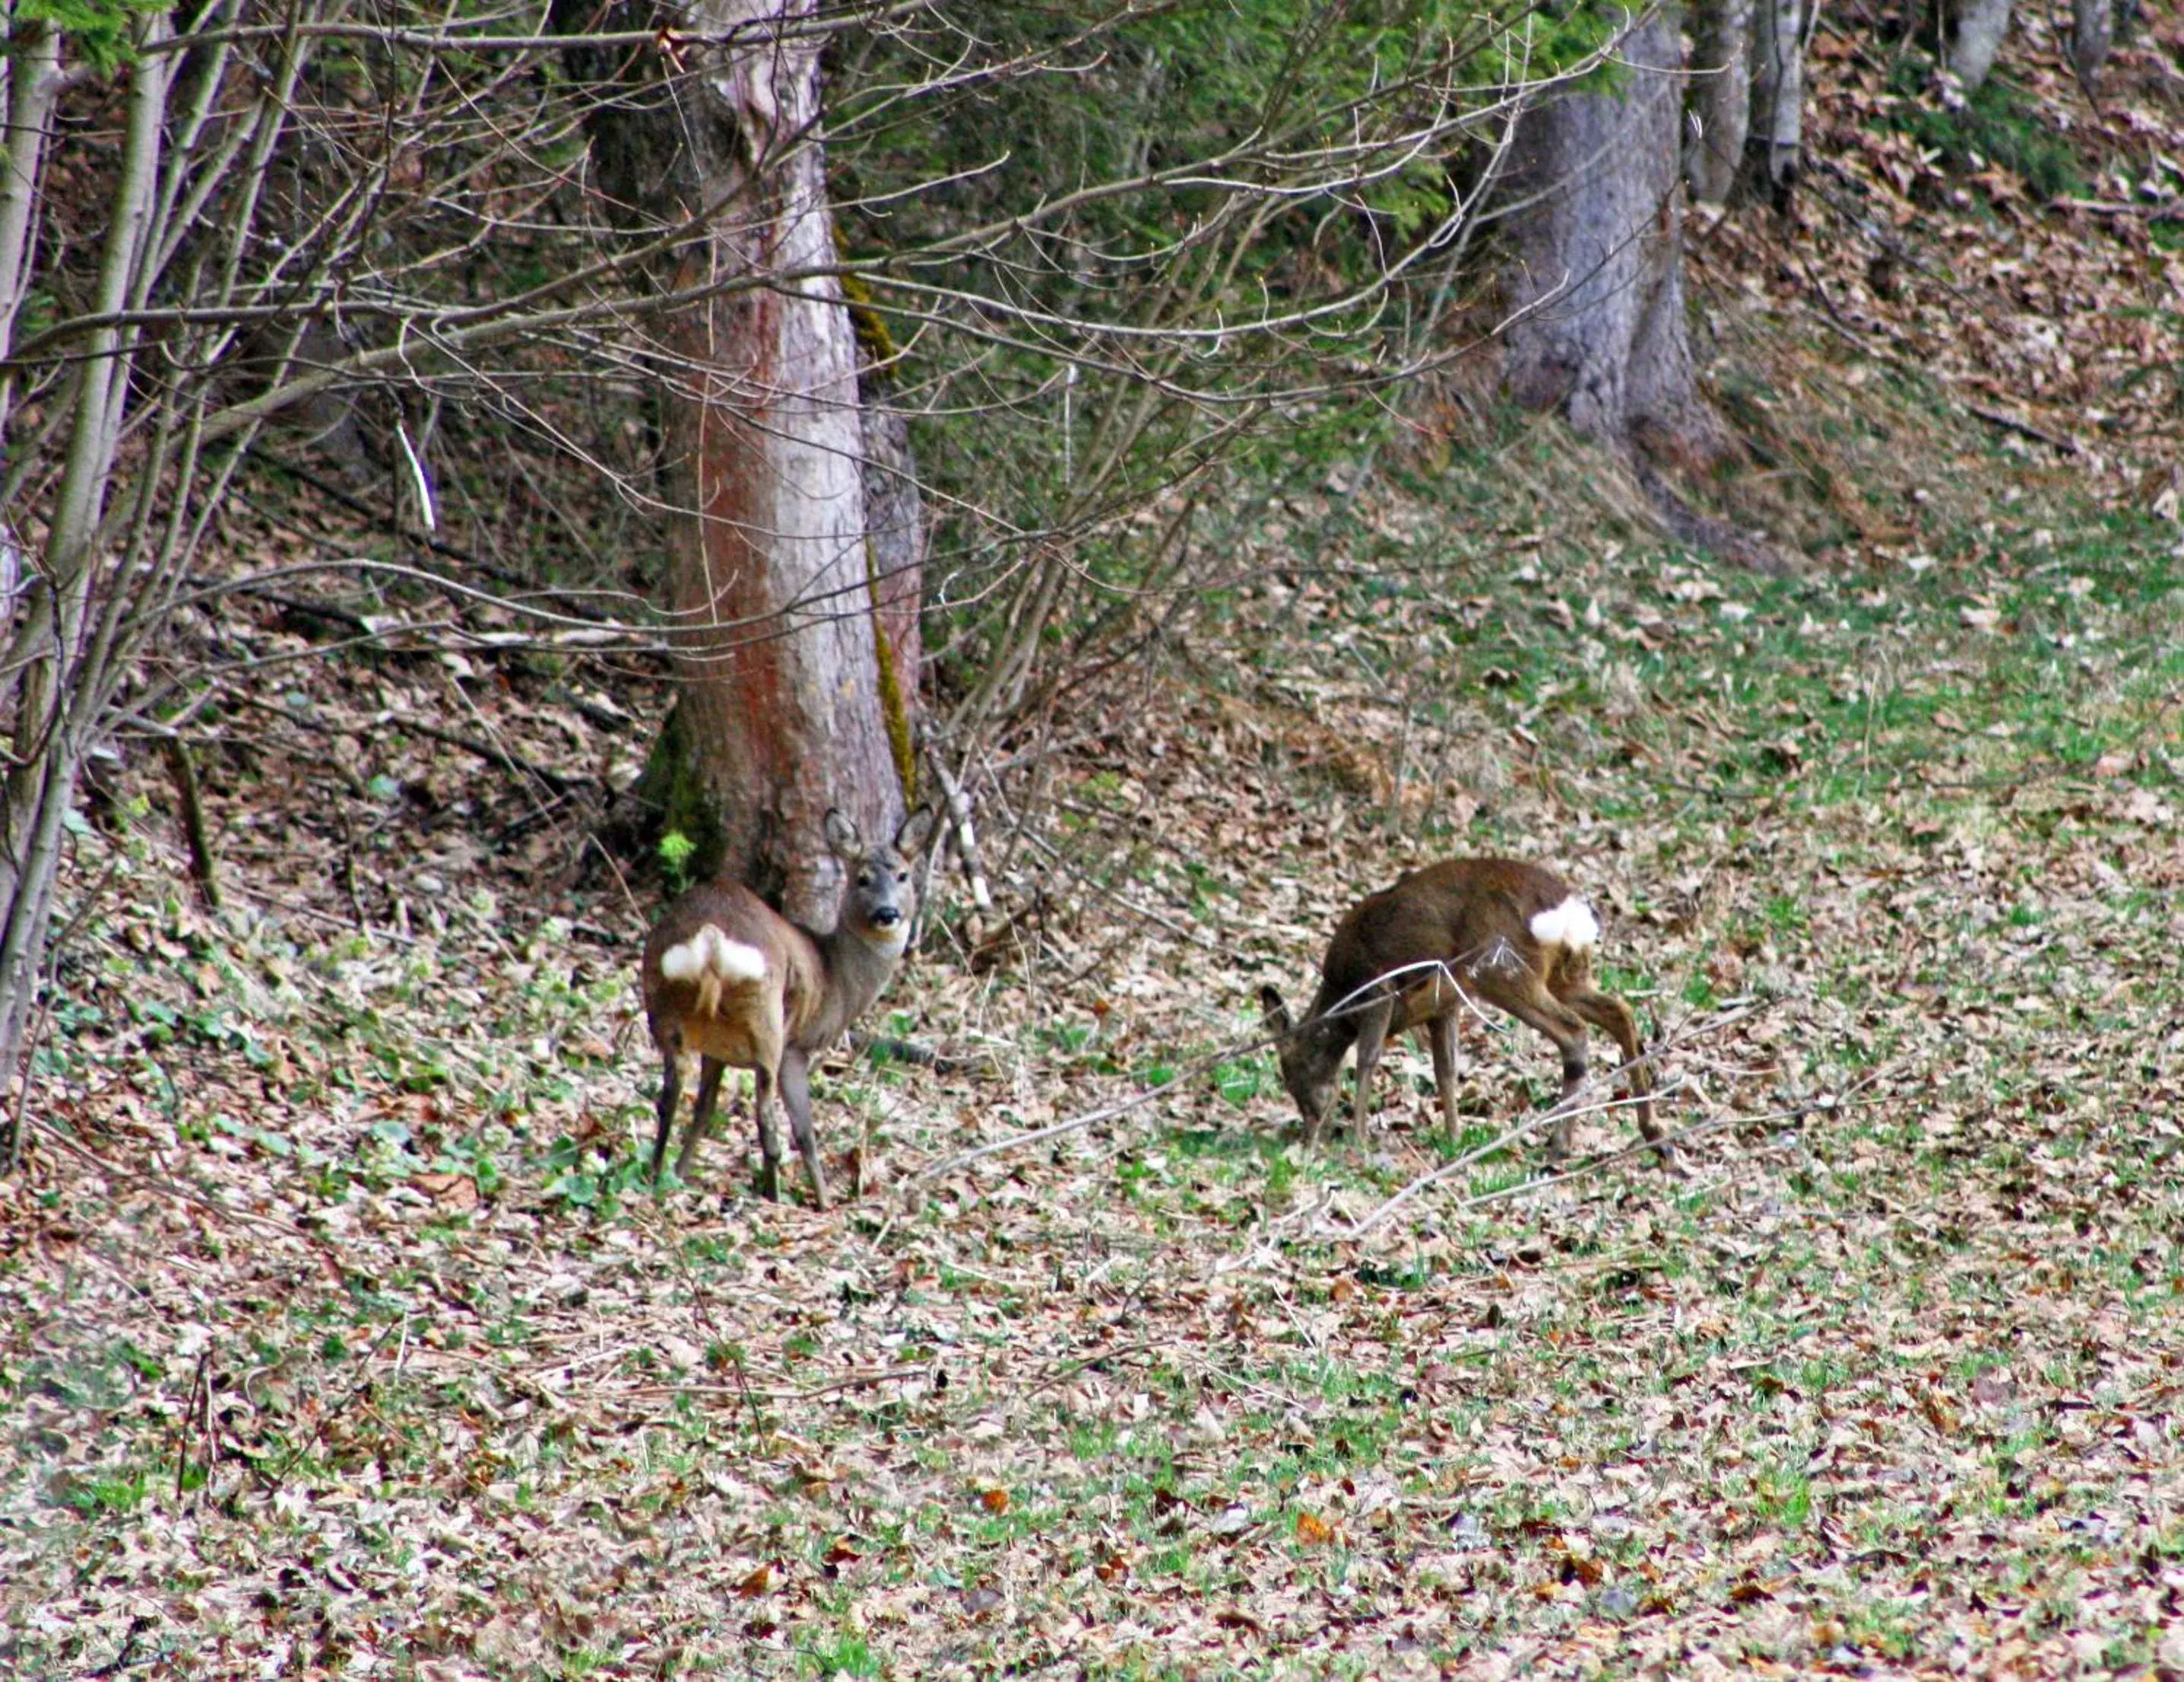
[1029, 1339, 1168, 1396]
[392, 710, 588, 795]
[613, 1363, 937, 1404]
[1967, 403, 2080, 455]
[176, 1347, 211, 1503]
[1313, 1085, 1687, 1242]
[909, 1031, 1275, 1183]
[1327, 1065, 1896, 1244]
[911, 1083, 1195, 1182]
[163, 738, 222, 909]
[911, 998, 1772, 1188]
[927, 751, 994, 916]
[1453, 1081, 1885, 1217]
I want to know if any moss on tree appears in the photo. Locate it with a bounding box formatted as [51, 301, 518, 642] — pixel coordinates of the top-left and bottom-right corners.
[627, 697, 731, 886]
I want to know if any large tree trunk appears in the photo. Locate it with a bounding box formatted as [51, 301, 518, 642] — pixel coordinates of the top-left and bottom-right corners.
[1742, 0, 1805, 208]
[563, 0, 916, 921]
[1945, 0, 2015, 94]
[1498, 14, 1721, 465]
[1688, 0, 1753, 206]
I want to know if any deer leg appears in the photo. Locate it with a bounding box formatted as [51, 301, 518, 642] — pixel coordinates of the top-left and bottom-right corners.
[671, 1056, 728, 1184]
[779, 1047, 829, 1211]
[1346, 997, 1397, 1147]
[1426, 1011, 1462, 1140]
[1563, 985, 1669, 1157]
[741, 1001, 791, 1201]
[1490, 990, 1591, 1159]
[649, 1043, 684, 1185]
[750, 1062, 785, 1202]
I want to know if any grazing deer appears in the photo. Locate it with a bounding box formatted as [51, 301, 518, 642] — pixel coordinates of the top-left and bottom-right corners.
[642, 807, 937, 1205]
[1258, 858, 1664, 1159]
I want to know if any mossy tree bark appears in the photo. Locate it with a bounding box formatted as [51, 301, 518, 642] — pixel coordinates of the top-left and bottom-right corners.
[851, 294, 923, 807]
[559, 0, 915, 921]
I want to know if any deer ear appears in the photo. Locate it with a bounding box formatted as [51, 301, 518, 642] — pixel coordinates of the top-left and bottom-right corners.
[823, 809, 862, 857]
[1257, 985, 1292, 1033]
[895, 805, 937, 859]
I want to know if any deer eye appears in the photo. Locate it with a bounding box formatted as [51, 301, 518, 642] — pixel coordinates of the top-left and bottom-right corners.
[857, 872, 873, 888]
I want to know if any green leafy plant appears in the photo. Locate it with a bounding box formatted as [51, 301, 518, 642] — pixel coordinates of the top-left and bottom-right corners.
[542, 1137, 653, 1214]
[657, 829, 697, 897]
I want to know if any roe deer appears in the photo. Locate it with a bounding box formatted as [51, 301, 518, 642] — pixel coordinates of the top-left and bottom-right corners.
[642, 807, 937, 1205]
[1258, 858, 1664, 1159]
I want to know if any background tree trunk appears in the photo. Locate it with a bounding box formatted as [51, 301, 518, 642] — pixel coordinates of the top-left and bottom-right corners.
[1499, 14, 1722, 466]
[670, 8, 904, 922]
[2070, 0, 2113, 97]
[1743, 0, 1805, 208]
[1688, 0, 1754, 206]
[1945, 0, 2016, 95]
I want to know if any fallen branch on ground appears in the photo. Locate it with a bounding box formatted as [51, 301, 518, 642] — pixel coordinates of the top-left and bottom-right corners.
[1308, 1084, 1687, 1243]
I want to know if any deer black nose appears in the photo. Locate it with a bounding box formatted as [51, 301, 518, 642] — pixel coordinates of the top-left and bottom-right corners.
[870, 906, 902, 926]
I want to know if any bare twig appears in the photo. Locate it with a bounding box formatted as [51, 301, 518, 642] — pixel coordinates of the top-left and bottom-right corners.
[926, 750, 994, 915]
[176, 1347, 214, 1503]
[386, 713, 591, 797]
[1310, 1084, 1689, 1243]
[1451, 1077, 1890, 1216]
[1966, 403, 2081, 456]
[1017, 829, 1222, 951]
[911, 1081, 1196, 1183]
[1301, 1000, 1785, 1240]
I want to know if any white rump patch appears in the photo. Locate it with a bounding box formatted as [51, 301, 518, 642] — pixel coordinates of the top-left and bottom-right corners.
[660, 925, 767, 985]
[1529, 896, 1599, 953]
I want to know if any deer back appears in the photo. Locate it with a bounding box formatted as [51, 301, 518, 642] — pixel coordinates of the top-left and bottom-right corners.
[1314, 858, 1580, 1023]
[642, 882, 826, 1051]
[644, 807, 937, 1062]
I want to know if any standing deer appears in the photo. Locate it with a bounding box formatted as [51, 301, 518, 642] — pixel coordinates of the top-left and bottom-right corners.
[642, 808, 937, 1205]
[1258, 858, 1664, 1159]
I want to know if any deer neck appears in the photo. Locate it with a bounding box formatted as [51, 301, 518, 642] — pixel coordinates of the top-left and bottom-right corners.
[1304, 983, 1364, 1058]
[803, 919, 908, 1045]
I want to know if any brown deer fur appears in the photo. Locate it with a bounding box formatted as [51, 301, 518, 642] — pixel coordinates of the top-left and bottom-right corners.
[1259, 858, 1664, 1158]
[642, 808, 935, 1204]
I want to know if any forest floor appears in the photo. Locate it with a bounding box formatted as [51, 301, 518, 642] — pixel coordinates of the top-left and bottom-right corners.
[7, 10, 2184, 1682]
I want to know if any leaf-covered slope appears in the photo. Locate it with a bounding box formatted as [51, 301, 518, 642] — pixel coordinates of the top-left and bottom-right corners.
[5, 11, 2184, 1677]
